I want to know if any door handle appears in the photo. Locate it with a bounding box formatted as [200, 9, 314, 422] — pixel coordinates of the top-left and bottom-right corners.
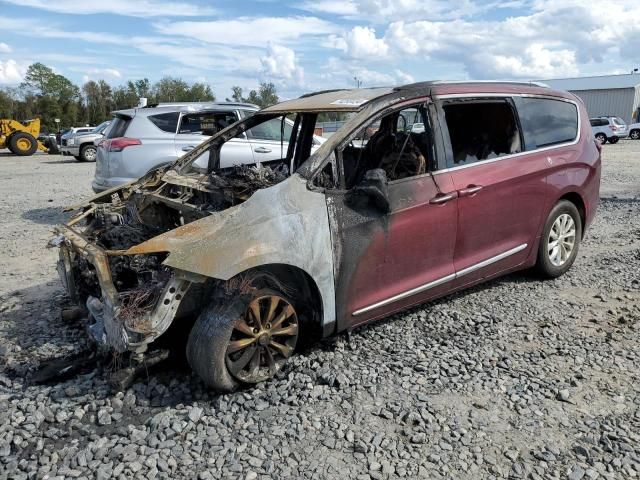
[429, 192, 458, 205]
[182, 146, 195, 152]
[254, 147, 272, 153]
[458, 185, 483, 197]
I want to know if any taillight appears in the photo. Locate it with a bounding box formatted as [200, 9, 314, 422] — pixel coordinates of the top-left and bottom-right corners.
[610, 125, 618, 131]
[106, 137, 142, 152]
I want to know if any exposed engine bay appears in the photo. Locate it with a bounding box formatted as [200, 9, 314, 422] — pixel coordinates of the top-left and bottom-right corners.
[54, 162, 292, 352]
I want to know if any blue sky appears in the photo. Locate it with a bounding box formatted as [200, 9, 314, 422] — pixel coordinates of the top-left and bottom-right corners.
[1, 0, 639, 99]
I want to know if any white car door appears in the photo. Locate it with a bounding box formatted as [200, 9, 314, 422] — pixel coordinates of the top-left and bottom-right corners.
[175, 111, 256, 170]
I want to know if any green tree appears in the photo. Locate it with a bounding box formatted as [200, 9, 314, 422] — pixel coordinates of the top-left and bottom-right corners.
[228, 82, 279, 108]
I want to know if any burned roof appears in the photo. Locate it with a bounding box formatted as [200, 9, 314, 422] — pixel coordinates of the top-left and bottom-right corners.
[262, 87, 395, 113]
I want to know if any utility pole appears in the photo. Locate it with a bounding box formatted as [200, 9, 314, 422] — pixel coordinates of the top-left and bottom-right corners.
[354, 76, 362, 88]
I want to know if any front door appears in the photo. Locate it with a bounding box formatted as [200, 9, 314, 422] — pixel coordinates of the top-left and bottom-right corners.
[326, 102, 459, 330]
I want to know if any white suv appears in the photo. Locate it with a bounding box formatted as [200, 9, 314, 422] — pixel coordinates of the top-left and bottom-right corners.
[589, 116, 628, 144]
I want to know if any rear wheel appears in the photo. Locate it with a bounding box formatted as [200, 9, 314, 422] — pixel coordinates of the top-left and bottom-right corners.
[608, 136, 619, 144]
[79, 144, 97, 162]
[630, 129, 640, 140]
[187, 287, 299, 391]
[536, 200, 582, 278]
[594, 132, 607, 144]
[9, 132, 38, 156]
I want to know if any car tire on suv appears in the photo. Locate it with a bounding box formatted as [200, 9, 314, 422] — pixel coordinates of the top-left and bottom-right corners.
[536, 200, 582, 278]
[608, 137, 619, 144]
[186, 286, 299, 391]
[594, 132, 607, 144]
[79, 144, 98, 162]
[630, 129, 640, 140]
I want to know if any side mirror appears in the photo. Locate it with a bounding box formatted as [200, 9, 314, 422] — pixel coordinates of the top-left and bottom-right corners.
[346, 168, 390, 213]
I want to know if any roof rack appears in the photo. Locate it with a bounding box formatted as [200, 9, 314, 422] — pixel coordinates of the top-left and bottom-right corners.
[430, 80, 550, 88]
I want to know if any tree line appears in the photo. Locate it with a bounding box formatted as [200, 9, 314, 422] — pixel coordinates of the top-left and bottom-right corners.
[0, 63, 280, 133]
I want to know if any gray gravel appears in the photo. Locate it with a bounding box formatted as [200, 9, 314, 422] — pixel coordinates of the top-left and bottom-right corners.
[1, 142, 639, 479]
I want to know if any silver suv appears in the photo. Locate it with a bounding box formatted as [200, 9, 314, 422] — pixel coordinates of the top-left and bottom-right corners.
[60, 121, 111, 161]
[589, 116, 628, 144]
[93, 103, 265, 192]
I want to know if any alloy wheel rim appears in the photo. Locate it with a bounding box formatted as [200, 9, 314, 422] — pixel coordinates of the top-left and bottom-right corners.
[631, 131, 640, 140]
[225, 294, 298, 383]
[596, 134, 606, 143]
[85, 147, 97, 161]
[548, 213, 576, 267]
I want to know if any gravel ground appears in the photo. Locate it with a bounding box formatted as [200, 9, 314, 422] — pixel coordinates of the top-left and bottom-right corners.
[1, 142, 639, 480]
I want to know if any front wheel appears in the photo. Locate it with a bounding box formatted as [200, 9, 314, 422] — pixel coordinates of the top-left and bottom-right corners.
[608, 136, 619, 144]
[186, 288, 299, 391]
[79, 144, 97, 162]
[630, 129, 640, 140]
[536, 200, 582, 278]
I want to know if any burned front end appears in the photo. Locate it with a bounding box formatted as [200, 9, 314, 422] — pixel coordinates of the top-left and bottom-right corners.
[53, 164, 290, 353]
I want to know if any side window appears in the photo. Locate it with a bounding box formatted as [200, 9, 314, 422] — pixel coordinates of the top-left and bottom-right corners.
[340, 103, 433, 187]
[247, 117, 293, 141]
[148, 112, 179, 133]
[589, 119, 598, 127]
[515, 98, 578, 149]
[178, 111, 238, 135]
[442, 99, 521, 167]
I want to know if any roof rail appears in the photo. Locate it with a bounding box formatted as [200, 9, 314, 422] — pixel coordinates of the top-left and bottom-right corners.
[299, 89, 347, 99]
[430, 80, 550, 88]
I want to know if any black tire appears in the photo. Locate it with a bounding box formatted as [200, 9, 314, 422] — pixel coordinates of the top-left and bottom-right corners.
[594, 133, 607, 144]
[187, 287, 299, 391]
[608, 136, 619, 144]
[536, 200, 582, 279]
[79, 144, 97, 162]
[630, 129, 640, 140]
[73, 155, 82, 161]
[46, 139, 60, 154]
[9, 132, 38, 156]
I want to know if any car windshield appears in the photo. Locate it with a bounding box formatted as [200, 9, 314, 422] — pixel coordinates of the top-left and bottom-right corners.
[92, 121, 111, 134]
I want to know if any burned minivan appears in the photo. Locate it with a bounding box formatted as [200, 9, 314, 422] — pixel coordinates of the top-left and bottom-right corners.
[53, 82, 601, 391]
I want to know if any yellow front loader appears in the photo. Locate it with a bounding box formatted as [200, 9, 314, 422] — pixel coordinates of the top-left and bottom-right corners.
[0, 118, 59, 156]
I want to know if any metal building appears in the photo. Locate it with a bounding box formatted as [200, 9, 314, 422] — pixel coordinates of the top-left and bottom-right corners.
[538, 74, 640, 124]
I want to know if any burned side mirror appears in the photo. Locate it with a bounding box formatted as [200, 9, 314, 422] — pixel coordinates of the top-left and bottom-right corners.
[346, 168, 390, 213]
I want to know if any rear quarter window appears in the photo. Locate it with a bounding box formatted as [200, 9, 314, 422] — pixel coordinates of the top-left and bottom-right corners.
[515, 98, 578, 150]
[107, 116, 132, 139]
[148, 112, 179, 133]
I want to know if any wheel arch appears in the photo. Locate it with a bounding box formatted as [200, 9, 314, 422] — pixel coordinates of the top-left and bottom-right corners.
[557, 191, 586, 238]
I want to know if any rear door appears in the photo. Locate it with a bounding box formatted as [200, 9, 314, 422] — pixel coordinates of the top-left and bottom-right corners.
[246, 116, 293, 164]
[437, 96, 547, 287]
[175, 110, 255, 169]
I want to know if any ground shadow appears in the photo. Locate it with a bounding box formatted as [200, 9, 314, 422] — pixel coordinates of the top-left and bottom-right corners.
[22, 206, 73, 225]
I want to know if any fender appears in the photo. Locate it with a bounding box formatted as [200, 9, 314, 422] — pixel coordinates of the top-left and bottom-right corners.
[127, 174, 337, 330]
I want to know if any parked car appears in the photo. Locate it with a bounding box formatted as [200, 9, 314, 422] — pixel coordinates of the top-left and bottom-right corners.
[589, 116, 628, 144]
[53, 81, 600, 391]
[60, 121, 111, 162]
[92, 102, 325, 193]
[628, 122, 640, 140]
[60, 126, 95, 152]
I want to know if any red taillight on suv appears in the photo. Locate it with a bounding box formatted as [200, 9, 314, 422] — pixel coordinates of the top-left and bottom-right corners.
[102, 137, 142, 152]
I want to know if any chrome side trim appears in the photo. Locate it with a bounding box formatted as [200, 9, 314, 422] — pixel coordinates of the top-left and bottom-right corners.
[352, 243, 528, 316]
[455, 243, 528, 278]
[352, 274, 456, 316]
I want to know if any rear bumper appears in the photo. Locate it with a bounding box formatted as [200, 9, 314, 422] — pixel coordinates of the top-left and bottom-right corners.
[92, 176, 134, 193]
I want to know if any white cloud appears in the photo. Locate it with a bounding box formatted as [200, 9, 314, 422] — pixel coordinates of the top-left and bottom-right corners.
[0, 59, 28, 84]
[328, 0, 640, 79]
[318, 57, 413, 88]
[85, 68, 122, 79]
[297, 0, 358, 16]
[153, 16, 339, 48]
[260, 44, 304, 85]
[0, 43, 11, 53]
[1, 0, 215, 17]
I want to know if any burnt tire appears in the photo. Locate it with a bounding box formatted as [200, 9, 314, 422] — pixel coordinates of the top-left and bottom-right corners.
[595, 133, 607, 144]
[536, 200, 582, 279]
[9, 132, 38, 156]
[186, 287, 299, 392]
[79, 144, 97, 162]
